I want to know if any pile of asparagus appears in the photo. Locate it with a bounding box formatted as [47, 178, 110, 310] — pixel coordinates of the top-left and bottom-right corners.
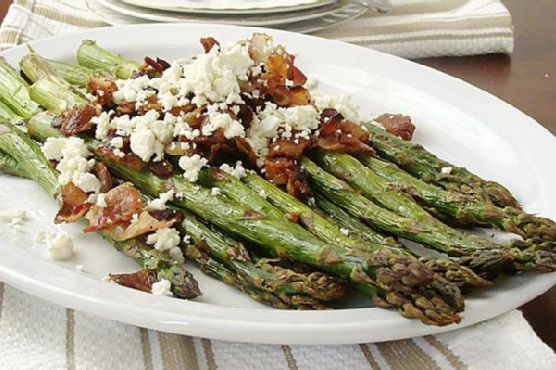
[0, 40, 554, 327]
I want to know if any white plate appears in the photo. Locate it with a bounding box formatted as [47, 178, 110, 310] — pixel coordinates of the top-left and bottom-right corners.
[87, 0, 368, 34]
[98, 0, 351, 26]
[0, 24, 555, 345]
[122, 0, 335, 15]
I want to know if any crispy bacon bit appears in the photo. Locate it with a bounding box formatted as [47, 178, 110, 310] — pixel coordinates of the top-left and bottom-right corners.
[109, 270, 155, 293]
[102, 211, 179, 241]
[316, 114, 375, 155]
[148, 159, 174, 179]
[149, 209, 182, 223]
[375, 114, 415, 141]
[285, 212, 300, 223]
[289, 86, 311, 106]
[87, 77, 117, 108]
[56, 103, 98, 137]
[84, 183, 143, 232]
[234, 137, 258, 167]
[55, 182, 93, 224]
[234, 104, 254, 126]
[284, 53, 307, 86]
[144, 56, 164, 74]
[99, 145, 146, 172]
[92, 162, 113, 193]
[263, 157, 311, 198]
[200, 37, 221, 53]
[268, 138, 311, 159]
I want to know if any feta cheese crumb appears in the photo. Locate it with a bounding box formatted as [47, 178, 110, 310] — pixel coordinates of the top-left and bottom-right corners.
[314, 94, 360, 123]
[211, 187, 222, 196]
[440, 166, 453, 175]
[220, 161, 247, 179]
[258, 189, 267, 199]
[96, 193, 108, 208]
[169, 246, 185, 263]
[151, 279, 173, 296]
[147, 190, 174, 210]
[178, 154, 208, 182]
[339, 228, 350, 236]
[0, 209, 27, 222]
[34, 230, 50, 243]
[307, 197, 316, 207]
[45, 232, 74, 260]
[147, 228, 180, 251]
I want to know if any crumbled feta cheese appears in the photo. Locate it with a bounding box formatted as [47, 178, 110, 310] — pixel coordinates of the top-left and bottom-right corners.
[258, 189, 267, 199]
[130, 128, 163, 162]
[178, 154, 208, 182]
[211, 187, 222, 196]
[151, 279, 173, 296]
[168, 246, 185, 264]
[41, 138, 66, 161]
[92, 112, 111, 140]
[307, 197, 316, 207]
[314, 94, 360, 123]
[183, 234, 191, 244]
[96, 193, 108, 208]
[441, 166, 453, 175]
[339, 228, 350, 236]
[147, 190, 174, 210]
[220, 161, 247, 179]
[147, 228, 180, 251]
[45, 232, 74, 260]
[201, 110, 245, 139]
[34, 230, 50, 243]
[112, 75, 152, 104]
[0, 209, 26, 223]
[110, 136, 124, 149]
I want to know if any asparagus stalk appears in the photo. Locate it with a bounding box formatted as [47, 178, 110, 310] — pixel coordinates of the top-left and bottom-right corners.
[358, 154, 556, 242]
[315, 194, 490, 289]
[0, 123, 201, 298]
[0, 57, 40, 119]
[185, 245, 294, 309]
[362, 122, 519, 208]
[0, 150, 28, 177]
[181, 213, 346, 308]
[77, 40, 139, 79]
[44, 59, 92, 87]
[301, 156, 555, 277]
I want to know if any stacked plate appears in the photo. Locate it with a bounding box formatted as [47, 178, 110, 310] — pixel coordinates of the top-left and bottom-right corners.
[87, 0, 392, 33]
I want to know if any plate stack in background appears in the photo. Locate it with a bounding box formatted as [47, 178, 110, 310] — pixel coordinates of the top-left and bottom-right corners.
[87, 0, 392, 33]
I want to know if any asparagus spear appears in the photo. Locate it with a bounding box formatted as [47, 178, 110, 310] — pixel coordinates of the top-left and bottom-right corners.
[0, 150, 27, 177]
[0, 57, 41, 119]
[358, 154, 556, 242]
[362, 122, 519, 208]
[301, 157, 555, 277]
[44, 59, 92, 87]
[180, 213, 346, 308]
[77, 40, 140, 79]
[185, 245, 295, 309]
[315, 194, 490, 289]
[0, 122, 201, 299]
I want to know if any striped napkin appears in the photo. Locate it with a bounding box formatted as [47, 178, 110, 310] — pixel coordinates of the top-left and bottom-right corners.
[0, 1, 553, 369]
[0, 0, 513, 58]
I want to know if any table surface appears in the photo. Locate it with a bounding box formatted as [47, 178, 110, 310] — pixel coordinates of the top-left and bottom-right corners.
[0, 0, 554, 350]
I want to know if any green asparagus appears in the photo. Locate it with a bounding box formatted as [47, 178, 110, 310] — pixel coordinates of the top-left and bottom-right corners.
[358, 154, 556, 242]
[77, 40, 140, 79]
[362, 122, 519, 208]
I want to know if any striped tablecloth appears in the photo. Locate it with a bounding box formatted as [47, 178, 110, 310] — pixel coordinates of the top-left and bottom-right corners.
[0, 1, 554, 369]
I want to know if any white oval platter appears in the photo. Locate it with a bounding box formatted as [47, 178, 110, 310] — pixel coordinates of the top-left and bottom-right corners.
[0, 23, 554, 345]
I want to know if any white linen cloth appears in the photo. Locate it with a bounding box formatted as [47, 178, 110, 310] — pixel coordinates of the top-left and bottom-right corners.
[0, 1, 553, 369]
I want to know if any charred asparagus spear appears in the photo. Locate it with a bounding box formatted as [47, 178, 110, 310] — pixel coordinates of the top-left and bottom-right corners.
[362, 122, 519, 209]
[0, 122, 201, 299]
[180, 213, 346, 308]
[77, 40, 140, 79]
[301, 156, 555, 277]
[358, 154, 556, 243]
[315, 194, 490, 289]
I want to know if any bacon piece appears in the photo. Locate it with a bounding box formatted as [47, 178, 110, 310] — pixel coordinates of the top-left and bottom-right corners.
[84, 183, 143, 232]
[268, 138, 311, 159]
[374, 114, 416, 141]
[144, 56, 171, 74]
[99, 145, 146, 172]
[87, 77, 117, 108]
[55, 182, 93, 224]
[289, 86, 310, 106]
[102, 211, 179, 241]
[317, 116, 375, 155]
[109, 270, 155, 293]
[263, 157, 311, 198]
[56, 103, 98, 137]
[92, 162, 113, 193]
[285, 212, 300, 223]
[234, 137, 258, 167]
[200, 37, 220, 53]
[148, 159, 174, 179]
[284, 53, 307, 86]
[269, 85, 292, 106]
[234, 104, 254, 127]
